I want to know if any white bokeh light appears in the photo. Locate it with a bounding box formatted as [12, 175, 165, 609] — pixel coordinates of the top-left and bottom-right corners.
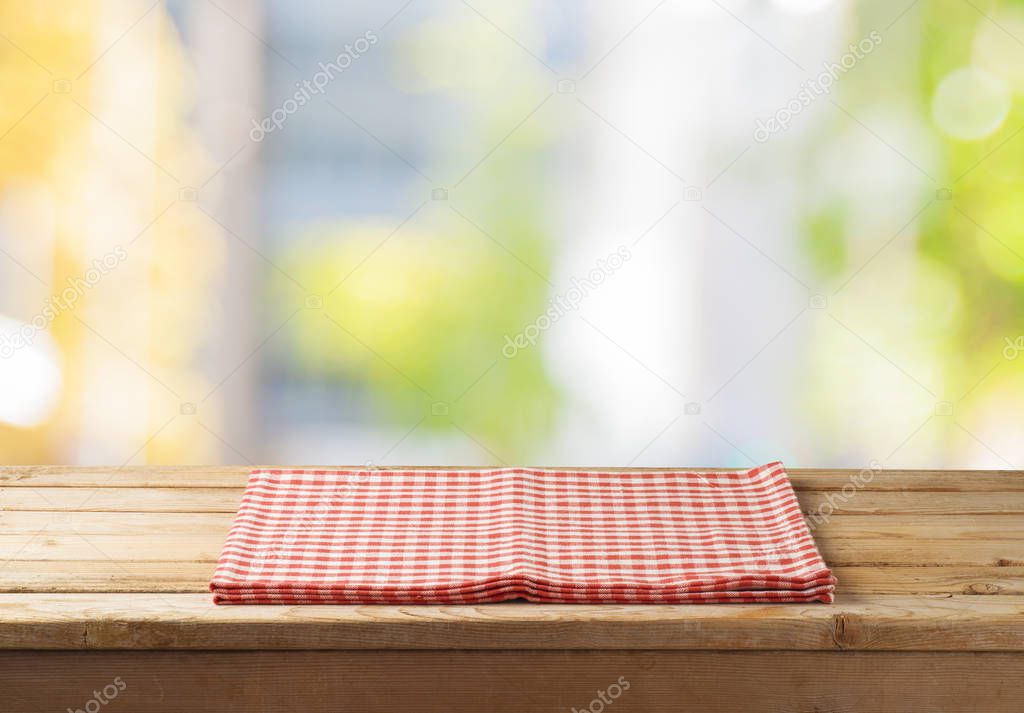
[0, 315, 62, 428]
[931, 67, 1010, 140]
[971, 9, 1024, 91]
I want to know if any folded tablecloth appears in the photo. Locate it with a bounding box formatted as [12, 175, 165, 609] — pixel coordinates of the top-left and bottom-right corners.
[210, 462, 836, 604]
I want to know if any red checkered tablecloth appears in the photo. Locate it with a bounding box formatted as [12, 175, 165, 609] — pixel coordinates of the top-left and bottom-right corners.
[210, 462, 836, 604]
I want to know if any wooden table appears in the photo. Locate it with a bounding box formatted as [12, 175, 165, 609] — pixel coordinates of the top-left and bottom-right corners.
[1, 466, 1022, 712]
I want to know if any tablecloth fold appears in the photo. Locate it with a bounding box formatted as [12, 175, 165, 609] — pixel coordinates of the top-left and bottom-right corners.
[211, 462, 836, 604]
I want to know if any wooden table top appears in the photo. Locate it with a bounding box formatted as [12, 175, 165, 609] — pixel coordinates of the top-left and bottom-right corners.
[1, 466, 1022, 652]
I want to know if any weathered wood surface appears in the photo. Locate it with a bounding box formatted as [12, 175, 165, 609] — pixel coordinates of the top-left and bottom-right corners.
[4, 486, 1023, 514]
[0, 466, 1022, 652]
[3, 651, 1023, 713]
[0, 593, 1022, 651]
[0, 533, 1021, 566]
[2, 465, 1022, 490]
[3, 562, 1023, 596]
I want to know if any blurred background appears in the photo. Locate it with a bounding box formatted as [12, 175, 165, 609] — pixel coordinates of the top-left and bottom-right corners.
[0, 0, 1021, 469]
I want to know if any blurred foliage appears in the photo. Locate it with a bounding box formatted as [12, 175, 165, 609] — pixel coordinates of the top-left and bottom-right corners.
[802, 205, 848, 279]
[270, 200, 559, 460]
[801, 0, 1024, 462]
[918, 0, 1024, 324]
[268, 7, 562, 462]
[6, 0, 1019, 465]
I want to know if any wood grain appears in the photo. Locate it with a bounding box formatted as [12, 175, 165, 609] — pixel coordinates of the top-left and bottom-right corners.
[0, 510, 235, 535]
[0, 561, 218, 593]
[2, 465, 1022, 490]
[0, 487, 244, 512]
[3, 562, 1023, 596]
[1, 533, 1020, 567]
[0, 593, 1022, 651]
[2, 466, 1022, 657]
[797, 490, 1024, 515]
[3, 650, 1023, 713]
[5, 510, 1023, 539]
[6, 486, 1024, 514]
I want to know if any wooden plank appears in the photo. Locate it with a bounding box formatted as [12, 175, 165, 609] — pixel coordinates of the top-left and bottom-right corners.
[815, 538, 1024, 566]
[5, 510, 1022, 541]
[5, 487, 1022, 514]
[3, 562, 1023, 596]
[3, 467, 1020, 663]
[797, 490, 1024, 515]
[0, 487, 243, 512]
[3, 650, 1023, 713]
[0, 510, 235, 535]
[1, 533, 1019, 566]
[0, 466, 250, 488]
[2, 465, 1021, 491]
[0, 561, 216, 593]
[809, 514, 1024, 540]
[791, 468, 1024, 491]
[833, 566, 1024, 595]
[0, 593, 1022, 651]
[0, 534, 226, 561]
